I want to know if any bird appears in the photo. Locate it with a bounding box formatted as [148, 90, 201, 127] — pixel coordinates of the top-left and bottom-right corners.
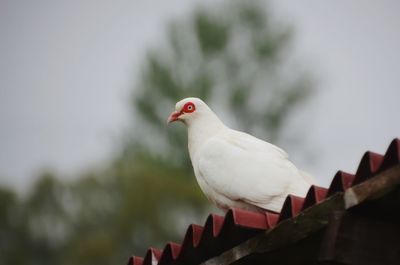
[167, 97, 315, 213]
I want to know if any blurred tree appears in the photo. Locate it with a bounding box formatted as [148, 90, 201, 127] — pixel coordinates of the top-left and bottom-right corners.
[128, 0, 312, 172]
[59, 157, 207, 264]
[0, 162, 207, 265]
[0, 1, 313, 265]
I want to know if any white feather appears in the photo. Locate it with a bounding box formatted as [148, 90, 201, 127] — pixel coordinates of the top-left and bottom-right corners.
[171, 97, 315, 213]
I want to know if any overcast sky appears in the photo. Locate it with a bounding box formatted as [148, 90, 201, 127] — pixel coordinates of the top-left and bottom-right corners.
[0, 0, 399, 191]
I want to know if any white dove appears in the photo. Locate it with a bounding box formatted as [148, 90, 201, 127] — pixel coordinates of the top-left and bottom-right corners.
[167, 97, 314, 213]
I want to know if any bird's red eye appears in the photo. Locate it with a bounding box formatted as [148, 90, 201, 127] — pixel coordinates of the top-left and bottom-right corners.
[183, 102, 196, 113]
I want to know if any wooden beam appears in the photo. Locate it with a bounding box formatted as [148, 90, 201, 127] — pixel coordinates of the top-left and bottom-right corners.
[344, 164, 400, 208]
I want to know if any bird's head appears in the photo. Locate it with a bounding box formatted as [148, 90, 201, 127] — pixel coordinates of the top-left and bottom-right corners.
[167, 97, 208, 125]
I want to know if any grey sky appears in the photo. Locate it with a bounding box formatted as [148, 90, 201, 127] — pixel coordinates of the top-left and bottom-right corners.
[0, 0, 399, 191]
[272, 0, 400, 185]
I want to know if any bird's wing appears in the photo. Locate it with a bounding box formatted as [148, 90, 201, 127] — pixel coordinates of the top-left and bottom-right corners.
[227, 130, 316, 185]
[196, 131, 308, 211]
[225, 130, 289, 158]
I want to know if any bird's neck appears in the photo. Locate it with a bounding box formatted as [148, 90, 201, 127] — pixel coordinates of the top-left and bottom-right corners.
[187, 114, 227, 159]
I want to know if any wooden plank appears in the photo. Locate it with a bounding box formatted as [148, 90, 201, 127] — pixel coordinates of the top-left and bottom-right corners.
[318, 210, 400, 265]
[317, 211, 344, 263]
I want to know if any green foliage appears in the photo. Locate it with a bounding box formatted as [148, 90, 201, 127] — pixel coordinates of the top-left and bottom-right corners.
[0, 1, 313, 264]
[195, 11, 229, 55]
[0, 159, 208, 265]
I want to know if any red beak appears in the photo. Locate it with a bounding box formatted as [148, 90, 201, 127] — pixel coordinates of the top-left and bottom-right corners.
[167, 110, 182, 123]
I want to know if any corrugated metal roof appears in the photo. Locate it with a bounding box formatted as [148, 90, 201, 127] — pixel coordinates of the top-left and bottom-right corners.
[126, 138, 400, 265]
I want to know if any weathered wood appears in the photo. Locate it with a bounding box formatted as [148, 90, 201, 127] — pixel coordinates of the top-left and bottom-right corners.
[318, 209, 400, 265]
[317, 211, 344, 263]
[232, 229, 325, 265]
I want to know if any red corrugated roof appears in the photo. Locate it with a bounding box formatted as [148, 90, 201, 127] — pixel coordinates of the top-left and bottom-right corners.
[126, 138, 400, 265]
